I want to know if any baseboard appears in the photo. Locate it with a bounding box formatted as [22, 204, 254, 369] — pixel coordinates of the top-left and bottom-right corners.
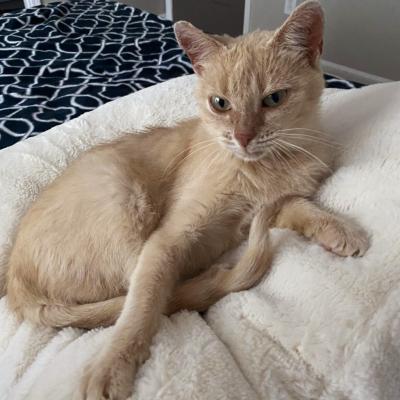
[243, 0, 251, 34]
[23, 0, 40, 6]
[321, 60, 392, 85]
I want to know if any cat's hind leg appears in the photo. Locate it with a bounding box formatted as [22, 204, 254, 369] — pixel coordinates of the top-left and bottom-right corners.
[6, 174, 159, 329]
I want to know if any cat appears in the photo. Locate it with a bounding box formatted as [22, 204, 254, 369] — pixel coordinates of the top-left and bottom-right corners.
[6, 1, 369, 399]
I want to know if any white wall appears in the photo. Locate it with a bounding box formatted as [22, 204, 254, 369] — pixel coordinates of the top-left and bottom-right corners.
[249, 0, 400, 82]
[43, 0, 399, 82]
[120, 0, 164, 15]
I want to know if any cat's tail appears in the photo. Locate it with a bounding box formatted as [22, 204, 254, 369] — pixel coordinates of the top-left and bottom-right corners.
[17, 297, 126, 329]
[222, 204, 274, 293]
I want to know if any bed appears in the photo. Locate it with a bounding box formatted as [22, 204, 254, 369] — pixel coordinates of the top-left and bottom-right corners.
[0, 0, 362, 150]
[0, 0, 193, 149]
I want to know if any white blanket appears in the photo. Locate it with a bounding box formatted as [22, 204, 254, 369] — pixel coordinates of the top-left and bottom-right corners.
[1, 75, 400, 400]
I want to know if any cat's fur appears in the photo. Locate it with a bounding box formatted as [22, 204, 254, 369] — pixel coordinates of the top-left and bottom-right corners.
[6, 2, 369, 399]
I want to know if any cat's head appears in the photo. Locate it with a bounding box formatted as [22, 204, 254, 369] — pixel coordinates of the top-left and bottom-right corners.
[174, 0, 325, 162]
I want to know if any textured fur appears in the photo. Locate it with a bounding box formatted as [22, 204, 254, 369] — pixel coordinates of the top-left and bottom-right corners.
[6, 2, 368, 399]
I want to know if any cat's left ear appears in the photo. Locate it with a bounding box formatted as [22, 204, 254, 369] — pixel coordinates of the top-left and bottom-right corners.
[174, 21, 224, 74]
[273, 0, 324, 66]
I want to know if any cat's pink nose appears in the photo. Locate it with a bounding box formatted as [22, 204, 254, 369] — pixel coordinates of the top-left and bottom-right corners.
[234, 132, 254, 148]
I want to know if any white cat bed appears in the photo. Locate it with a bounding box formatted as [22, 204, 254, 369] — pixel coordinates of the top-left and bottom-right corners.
[1, 75, 400, 400]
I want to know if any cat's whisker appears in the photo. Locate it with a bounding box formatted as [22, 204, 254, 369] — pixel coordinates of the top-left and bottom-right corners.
[275, 128, 336, 141]
[276, 127, 335, 140]
[224, 149, 231, 163]
[272, 141, 321, 186]
[192, 138, 220, 147]
[272, 140, 302, 171]
[204, 150, 221, 176]
[270, 145, 289, 168]
[278, 127, 329, 134]
[163, 150, 189, 178]
[164, 144, 216, 179]
[196, 148, 219, 176]
[163, 140, 217, 177]
[274, 140, 307, 169]
[164, 138, 218, 175]
[275, 139, 333, 172]
[276, 130, 331, 140]
[268, 147, 281, 166]
[220, 138, 236, 148]
[275, 139, 324, 169]
[275, 132, 340, 148]
[188, 146, 223, 183]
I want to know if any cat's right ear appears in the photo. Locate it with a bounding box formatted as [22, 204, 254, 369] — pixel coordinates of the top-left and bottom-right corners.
[174, 21, 223, 75]
[273, 0, 324, 66]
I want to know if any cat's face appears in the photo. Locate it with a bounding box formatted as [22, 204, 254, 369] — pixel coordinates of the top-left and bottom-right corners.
[175, 1, 325, 162]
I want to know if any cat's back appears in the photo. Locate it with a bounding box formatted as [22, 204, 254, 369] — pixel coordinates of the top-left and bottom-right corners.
[15, 118, 202, 240]
[27, 118, 201, 213]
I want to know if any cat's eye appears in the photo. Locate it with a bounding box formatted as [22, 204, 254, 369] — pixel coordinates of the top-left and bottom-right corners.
[262, 90, 287, 108]
[210, 96, 231, 112]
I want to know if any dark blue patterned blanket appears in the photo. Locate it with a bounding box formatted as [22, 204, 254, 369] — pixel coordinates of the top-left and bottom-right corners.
[0, 0, 192, 149]
[0, 0, 361, 150]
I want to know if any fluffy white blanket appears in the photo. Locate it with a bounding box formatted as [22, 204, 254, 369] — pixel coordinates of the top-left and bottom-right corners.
[1, 75, 400, 400]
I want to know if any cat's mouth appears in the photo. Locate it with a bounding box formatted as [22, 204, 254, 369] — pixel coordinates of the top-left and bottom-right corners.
[229, 146, 266, 162]
[219, 135, 276, 161]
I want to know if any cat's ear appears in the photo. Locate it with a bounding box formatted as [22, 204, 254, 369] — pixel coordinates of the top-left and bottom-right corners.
[273, 0, 324, 66]
[174, 21, 223, 74]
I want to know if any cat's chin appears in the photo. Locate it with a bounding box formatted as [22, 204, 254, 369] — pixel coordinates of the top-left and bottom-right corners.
[231, 148, 265, 162]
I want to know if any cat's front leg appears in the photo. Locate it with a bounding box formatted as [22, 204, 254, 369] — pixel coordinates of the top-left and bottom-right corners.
[76, 210, 222, 400]
[274, 197, 370, 257]
[77, 230, 184, 400]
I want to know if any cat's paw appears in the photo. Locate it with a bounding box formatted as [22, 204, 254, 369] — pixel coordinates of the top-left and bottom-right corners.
[314, 218, 370, 257]
[76, 344, 148, 400]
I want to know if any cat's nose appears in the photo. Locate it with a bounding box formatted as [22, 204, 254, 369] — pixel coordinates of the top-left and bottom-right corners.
[234, 132, 255, 148]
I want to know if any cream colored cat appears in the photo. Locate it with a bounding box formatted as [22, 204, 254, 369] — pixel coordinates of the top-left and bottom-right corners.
[6, 1, 368, 399]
